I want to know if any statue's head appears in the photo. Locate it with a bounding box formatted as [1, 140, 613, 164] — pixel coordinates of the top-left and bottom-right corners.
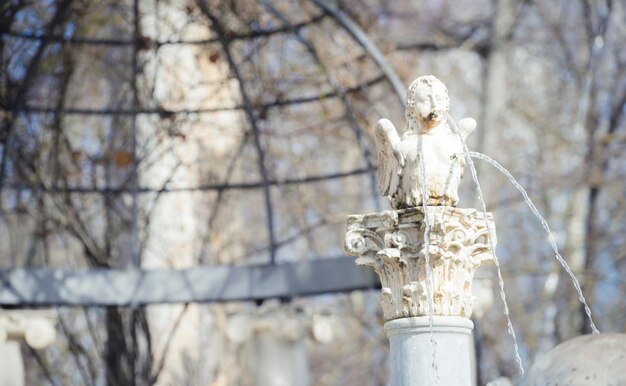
[406, 75, 450, 129]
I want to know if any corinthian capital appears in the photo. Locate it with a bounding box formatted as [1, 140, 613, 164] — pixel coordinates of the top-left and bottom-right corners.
[345, 206, 495, 321]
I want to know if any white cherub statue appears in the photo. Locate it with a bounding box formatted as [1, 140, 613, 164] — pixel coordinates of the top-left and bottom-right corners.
[376, 75, 476, 209]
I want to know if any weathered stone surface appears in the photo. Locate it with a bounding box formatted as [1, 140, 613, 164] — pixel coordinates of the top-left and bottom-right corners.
[376, 75, 476, 208]
[345, 206, 495, 320]
[523, 333, 626, 386]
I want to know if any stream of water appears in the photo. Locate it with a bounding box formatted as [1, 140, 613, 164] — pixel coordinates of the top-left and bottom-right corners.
[417, 132, 439, 384]
[409, 112, 599, 379]
[467, 150, 600, 335]
[445, 111, 603, 375]
[447, 114, 526, 375]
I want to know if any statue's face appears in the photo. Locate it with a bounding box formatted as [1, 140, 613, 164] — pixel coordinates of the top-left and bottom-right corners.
[413, 80, 449, 126]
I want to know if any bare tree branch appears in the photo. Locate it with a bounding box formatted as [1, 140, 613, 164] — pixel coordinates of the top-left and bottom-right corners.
[259, 0, 381, 210]
[196, 1, 278, 263]
[149, 304, 189, 384]
[311, 0, 406, 106]
[0, 0, 73, 204]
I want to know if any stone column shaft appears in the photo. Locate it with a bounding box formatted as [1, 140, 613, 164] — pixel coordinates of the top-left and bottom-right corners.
[386, 317, 474, 386]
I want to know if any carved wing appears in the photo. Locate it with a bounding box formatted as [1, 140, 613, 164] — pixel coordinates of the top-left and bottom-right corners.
[375, 119, 402, 197]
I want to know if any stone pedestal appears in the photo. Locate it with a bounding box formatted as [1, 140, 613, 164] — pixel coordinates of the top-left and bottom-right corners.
[345, 206, 495, 386]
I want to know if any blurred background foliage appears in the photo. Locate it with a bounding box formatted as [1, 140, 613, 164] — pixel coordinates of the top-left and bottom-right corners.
[0, 0, 625, 385]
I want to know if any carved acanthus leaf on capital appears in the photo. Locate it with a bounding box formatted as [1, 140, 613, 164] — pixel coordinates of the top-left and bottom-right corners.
[345, 206, 495, 321]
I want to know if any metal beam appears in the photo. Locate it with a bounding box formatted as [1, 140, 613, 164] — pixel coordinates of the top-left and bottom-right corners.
[0, 257, 380, 306]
